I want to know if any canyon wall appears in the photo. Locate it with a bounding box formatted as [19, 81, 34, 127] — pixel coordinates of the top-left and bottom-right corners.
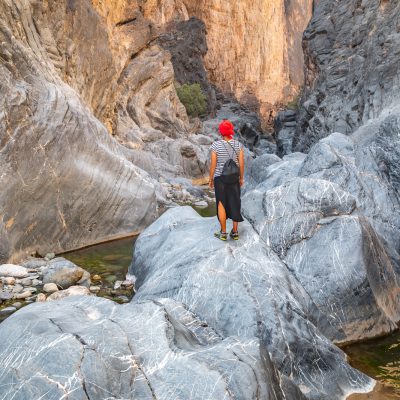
[185, 0, 314, 127]
[294, 0, 400, 151]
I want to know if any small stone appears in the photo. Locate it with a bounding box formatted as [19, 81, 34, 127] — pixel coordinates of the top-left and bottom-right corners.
[0, 291, 13, 300]
[12, 284, 24, 294]
[121, 280, 134, 289]
[0, 264, 29, 278]
[31, 279, 41, 286]
[89, 286, 101, 293]
[194, 200, 208, 208]
[114, 280, 123, 290]
[20, 278, 32, 286]
[13, 302, 22, 309]
[26, 295, 37, 302]
[2, 277, 16, 285]
[47, 286, 91, 301]
[14, 291, 33, 299]
[44, 253, 56, 261]
[117, 295, 129, 303]
[43, 283, 59, 293]
[92, 274, 102, 281]
[0, 307, 16, 316]
[36, 293, 46, 302]
[24, 287, 37, 293]
[27, 274, 40, 280]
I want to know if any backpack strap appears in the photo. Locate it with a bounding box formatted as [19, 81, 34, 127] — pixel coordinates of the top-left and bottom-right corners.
[224, 140, 239, 160]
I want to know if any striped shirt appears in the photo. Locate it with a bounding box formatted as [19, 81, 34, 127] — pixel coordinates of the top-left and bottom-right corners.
[210, 139, 243, 178]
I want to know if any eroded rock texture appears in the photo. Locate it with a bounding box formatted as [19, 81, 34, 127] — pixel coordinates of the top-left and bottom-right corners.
[294, 0, 400, 151]
[0, 294, 308, 399]
[0, 0, 214, 263]
[185, 0, 313, 127]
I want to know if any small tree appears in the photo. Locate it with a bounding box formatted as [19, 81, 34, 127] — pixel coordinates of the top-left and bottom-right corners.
[176, 83, 207, 117]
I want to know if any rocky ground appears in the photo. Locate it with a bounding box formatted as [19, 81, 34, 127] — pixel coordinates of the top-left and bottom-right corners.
[0, 255, 135, 321]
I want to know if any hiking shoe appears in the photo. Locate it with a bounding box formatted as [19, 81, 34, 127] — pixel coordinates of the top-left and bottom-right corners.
[214, 231, 228, 241]
[230, 230, 239, 240]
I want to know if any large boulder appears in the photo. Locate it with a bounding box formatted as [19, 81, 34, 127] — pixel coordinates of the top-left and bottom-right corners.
[0, 295, 305, 400]
[243, 129, 400, 343]
[129, 206, 372, 399]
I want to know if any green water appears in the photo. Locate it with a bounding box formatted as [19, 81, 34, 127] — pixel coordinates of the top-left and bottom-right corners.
[63, 236, 136, 286]
[343, 331, 400, 397]
[192, 202, 217, 217]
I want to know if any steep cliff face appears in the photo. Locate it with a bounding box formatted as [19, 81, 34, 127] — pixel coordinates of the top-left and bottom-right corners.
[185, 0, 313, 128]
[294, 0, 400, 151]
[0, 0, 211, 262]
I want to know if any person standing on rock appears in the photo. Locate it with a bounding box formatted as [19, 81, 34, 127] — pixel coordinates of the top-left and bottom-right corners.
[209, 120, 244, 241]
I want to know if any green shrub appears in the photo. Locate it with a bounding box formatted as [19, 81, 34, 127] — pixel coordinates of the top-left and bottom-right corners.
[176, 83, 207, 117]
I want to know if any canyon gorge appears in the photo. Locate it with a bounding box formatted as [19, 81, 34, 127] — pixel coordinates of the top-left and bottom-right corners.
[0, 0, 400, 399]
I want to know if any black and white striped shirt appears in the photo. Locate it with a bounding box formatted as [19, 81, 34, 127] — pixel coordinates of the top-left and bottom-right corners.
[210, 139, 243, 178]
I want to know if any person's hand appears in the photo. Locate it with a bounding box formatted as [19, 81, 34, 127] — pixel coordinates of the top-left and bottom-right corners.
[240, 177, 244, 187]
[209, 179, 214, 189]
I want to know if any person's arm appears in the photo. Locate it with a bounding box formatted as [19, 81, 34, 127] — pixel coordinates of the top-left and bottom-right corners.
[239, 149, 244, 187]
[209, 151, 217, 189]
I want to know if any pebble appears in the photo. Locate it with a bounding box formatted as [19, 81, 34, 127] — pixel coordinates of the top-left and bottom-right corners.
[89, 286, 101, 293]
[114, 281, 123, 290]
[0, 291, 13, 300]
[92, 274, 102, 281]
[0, 307, 16, 315]
[13, 302, 22, 309]
[20, 278, 32, 286]
[44, 253, 56, 261]
[121, 280, 134, 289]
[194, 200, 208, 208]
[36, 293, 46, 302]
[12, 285, 24, 294]
[14, 291, 33, 299]
[117, 295, 129, 303]
[31, 279, 41, 286]
[43, 283, 59, 293]
[0, 264, 29, 278]
[24, 287, 37, 293]
[2, 277, 16, 285]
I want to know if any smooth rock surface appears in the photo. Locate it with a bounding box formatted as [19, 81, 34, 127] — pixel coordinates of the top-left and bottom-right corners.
[42, 258, 88, 289]
[0, 296, 306, 400]
[0, 265, 29, 278]
[129, 207, 373, 399]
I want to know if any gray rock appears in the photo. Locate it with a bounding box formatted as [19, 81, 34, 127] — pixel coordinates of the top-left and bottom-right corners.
[0, 307, 16, 316]
[293, 0, 400, 151]
[20, 278, 32, 287]
[0, 296, 306, 400]
[129, 206, 372, 398]
[42, 258, 88, 289]
[0, 291, 13, 301]
[0, 265, 29, 278]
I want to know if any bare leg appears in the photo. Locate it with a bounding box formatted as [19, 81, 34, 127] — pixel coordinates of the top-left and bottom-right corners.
[232, 221, 238, 233]
[217, 201, 227, 233]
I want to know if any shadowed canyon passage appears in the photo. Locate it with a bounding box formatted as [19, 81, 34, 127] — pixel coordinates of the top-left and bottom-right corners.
[1, 0, 400, 399]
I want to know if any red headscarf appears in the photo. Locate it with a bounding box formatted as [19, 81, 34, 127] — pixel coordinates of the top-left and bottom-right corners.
[219, 120, 234, 140]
